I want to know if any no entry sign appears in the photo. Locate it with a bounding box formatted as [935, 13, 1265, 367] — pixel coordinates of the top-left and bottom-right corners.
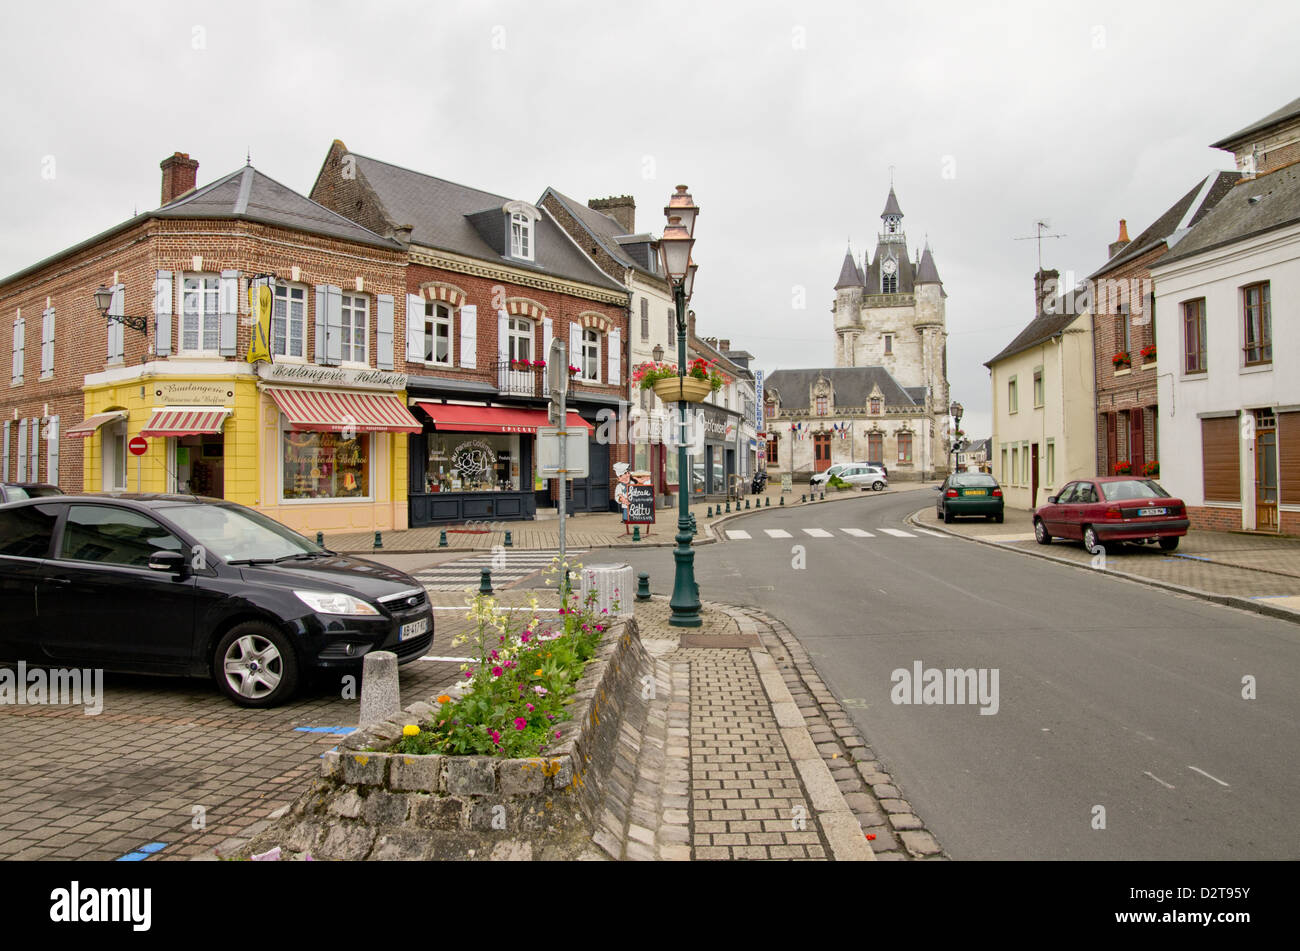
[128, 436, 148, 456]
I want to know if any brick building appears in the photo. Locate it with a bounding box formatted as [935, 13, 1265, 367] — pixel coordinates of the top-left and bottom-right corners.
[1087, 172, 1237, 477]
[310, 141, 630, 526]
[1, 152, 416, 535]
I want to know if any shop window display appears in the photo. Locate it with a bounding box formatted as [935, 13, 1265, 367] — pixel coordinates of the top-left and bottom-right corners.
[283, 430, 370, 500]
[426, 433, 520, 492]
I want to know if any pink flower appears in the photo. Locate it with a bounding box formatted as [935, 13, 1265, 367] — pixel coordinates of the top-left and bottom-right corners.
[514, 717, 528, 731]
[526, 703, 535, 712]
[554, 730, 562, 739]
[464, 670, 473, 679]
[521, 632, 531, 643]
[489, 730, 501, 745]
[492, 666, 503, 678]
[490, 649, 499, 660]
[534, 686, 548, 696]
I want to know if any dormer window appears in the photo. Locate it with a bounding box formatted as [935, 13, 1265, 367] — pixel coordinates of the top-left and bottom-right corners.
[503, 200, 541, 262]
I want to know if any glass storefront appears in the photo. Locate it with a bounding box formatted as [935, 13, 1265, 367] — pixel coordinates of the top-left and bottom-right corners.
[282, 430, 371, 500]
[425, 432, 522, 493]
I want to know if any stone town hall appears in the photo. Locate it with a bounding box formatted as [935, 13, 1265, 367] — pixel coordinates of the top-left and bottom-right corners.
[763, 187, 952, 481]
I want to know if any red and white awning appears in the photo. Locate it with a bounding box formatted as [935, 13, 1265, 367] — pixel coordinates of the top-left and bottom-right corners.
[140, 406, 231, 438]
[65, 410, 127, 439]
[411, 401, 593, 434]
[265, 387, 422, 434]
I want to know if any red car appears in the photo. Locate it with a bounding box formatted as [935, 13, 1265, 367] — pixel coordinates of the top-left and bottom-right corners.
[1032, 476, 1189, 553]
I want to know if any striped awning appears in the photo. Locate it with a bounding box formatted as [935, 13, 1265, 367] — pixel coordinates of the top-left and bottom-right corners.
[140, 406, 232, 438]
[265, 387, 422, 433]
[65, 410, 127, 439]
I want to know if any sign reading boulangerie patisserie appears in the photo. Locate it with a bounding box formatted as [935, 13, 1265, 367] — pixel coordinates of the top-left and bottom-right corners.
[153, 382, 235, 404]
[256, 364, 408, 391]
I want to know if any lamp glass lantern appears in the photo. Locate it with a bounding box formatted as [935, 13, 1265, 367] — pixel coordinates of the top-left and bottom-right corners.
[664, 185, 698, 237]
[652, 344, 664, 363]
[658, 217, 694, 281]
[684, 261, 698, 300]
[94, 285, 114, 315]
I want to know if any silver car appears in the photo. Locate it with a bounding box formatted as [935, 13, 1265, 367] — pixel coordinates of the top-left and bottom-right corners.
[837, 464, 888, 491]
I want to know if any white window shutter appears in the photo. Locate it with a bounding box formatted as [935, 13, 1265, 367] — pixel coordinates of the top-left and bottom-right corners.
[1, 421, 9, 480]
[569, 323, 581, 376]
[218, 270, 239, 356]
[11, 318, 21, 383]
[29, 417, 38, 481]
[541, 316, 552, 365]
[376, 294, 395, 370]
[315, 285, 329, 362]
[16, 418, 26, 481]
[497, 309, 509, 362]
[114, 285, 126, 361]
[459, 304, 476, 367]
[325, 285, 343, 364]
[608, 327, 621, 386]
[47, 415, 58, 486]
[406, 294, 424, 361]
[154, 270, 172, 356]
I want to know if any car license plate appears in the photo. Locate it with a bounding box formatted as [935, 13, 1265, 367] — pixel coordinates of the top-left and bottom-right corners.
[965, 489, 987, 496]
[400, 617, 429, 641]
[1138, 507, 1166, 516]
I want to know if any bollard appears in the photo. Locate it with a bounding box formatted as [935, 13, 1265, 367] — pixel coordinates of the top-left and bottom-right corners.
[580, 563, 634, 617]
[635, 571, 652, 601]
[746, 498, 751, 509]
[373, 531, 383, 549]
[800, 494, 805, 504]
[439, 530, 448, 548]
[316, 531, 324, 546]
[632, 525, 641, 542]
[504, 530, 512, 547]
[707, 505, 713, 517]
[359, 651, 400, 728]
[725, 501, 731, 513]
[765, 496, 770, 507]
[780, 495, 784, 505]
[479, 567, 493, 595]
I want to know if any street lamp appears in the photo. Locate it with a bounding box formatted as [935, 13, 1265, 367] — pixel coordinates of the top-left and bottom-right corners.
[94, 285, 148, 335]
[949, 400, 963, 473]
[660, 188, 702, 628]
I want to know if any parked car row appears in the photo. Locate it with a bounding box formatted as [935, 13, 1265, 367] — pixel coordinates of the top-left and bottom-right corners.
[0, 494, 434, 707]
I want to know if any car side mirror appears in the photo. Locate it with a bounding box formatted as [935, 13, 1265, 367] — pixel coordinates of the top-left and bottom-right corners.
[148, 550, 187, 575]
[934, 485, 942, 491]
[1047, 496, 1058, 505]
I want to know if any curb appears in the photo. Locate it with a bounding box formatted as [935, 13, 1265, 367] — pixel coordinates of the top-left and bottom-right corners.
[906, 509, 1300, 627]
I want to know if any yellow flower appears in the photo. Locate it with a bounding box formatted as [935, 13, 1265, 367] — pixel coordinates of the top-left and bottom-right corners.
[534, 669, 544, 677]
[402, 724, 420, 737]
[436, 694, 451, 704]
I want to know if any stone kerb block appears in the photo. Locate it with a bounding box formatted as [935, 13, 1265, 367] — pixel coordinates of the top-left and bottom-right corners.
[360, 650, 401, 728]
[580, 564, 634, 618]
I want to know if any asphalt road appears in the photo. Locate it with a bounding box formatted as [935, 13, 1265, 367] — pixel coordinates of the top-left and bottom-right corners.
[610, 490, 1300, 860]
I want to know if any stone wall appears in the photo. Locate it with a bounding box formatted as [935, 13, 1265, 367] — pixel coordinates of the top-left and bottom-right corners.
[238, 616, 654, 861]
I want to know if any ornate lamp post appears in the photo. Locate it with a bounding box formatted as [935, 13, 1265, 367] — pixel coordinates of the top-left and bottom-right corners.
[949, 400, 963, 473]
[660, 186, 701, 627]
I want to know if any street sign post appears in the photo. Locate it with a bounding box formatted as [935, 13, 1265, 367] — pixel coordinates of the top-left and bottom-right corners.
[128, 436, 147, 492]
[536, 427, 589, 477]
[547, 339, 570, 595]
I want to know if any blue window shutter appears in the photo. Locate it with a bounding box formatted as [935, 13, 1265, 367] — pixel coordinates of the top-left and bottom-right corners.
[154, 270, 173, 356]
[326, 285, 343, 365]
[314, 285, 328, 362]
[377, 294, 394, 370]
[218, 270, 239, 356]
[406, 294, 424, 362]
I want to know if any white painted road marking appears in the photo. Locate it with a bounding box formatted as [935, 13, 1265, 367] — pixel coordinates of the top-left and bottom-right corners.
[803, 528, 834, 538]
[879, 528, 916, 538]
[725, 529, 752, 539]
[764, 529, 793, 538]
[1143, 770, 1176, 789]
[842, 528, 875, 537]
[420, 655, 475, 662]
[1187, 766, 1230, 787]
[913, 528, 947, 538]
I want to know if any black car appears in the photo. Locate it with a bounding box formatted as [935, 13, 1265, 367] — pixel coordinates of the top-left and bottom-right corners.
[936, 472, 1005, 522]
[0, 494, 434, 707]
[0, 483, 63, 504]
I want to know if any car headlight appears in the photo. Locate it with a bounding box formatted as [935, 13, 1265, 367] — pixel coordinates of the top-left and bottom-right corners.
[294, 590, 381, 616]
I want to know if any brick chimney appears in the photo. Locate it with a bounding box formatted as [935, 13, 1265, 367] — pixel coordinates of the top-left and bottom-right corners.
[160, 152, 199, 206]
[588, 195, 636, 234]
[1108, 219, 1130, 259]
[719, 338, 731, 352]
[1034, 268, 1060, 317]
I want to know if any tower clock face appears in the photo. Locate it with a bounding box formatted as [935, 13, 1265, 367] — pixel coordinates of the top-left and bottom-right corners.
[882, 259, 897, 275]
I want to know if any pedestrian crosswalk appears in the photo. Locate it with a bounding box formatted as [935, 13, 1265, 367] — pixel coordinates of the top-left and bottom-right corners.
[412, 549, 588, 590]
[723, 526, 941, 542]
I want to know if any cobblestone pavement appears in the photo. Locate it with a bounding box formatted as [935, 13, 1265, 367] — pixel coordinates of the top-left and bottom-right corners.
[912, 504, 1300, 612]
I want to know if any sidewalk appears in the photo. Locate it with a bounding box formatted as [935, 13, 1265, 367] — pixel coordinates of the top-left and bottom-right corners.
[325, 482, 934, 554]
[911, 503, 1300, 619]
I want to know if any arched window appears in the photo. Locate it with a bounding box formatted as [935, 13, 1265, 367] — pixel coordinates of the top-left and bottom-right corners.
[882, 271, 898, 294]
[507, 317, 532, 362]
[581, 328, 600, 381]
[510, 212, 532, 260]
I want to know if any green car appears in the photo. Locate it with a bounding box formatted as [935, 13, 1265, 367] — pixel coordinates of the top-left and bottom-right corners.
[936, 472, 1004, 522]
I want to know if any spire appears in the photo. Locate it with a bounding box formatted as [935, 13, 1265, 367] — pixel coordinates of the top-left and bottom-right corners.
[835, 246, 861, 289]
[916, 243, 942, 285]
[881, 186, 903, 219]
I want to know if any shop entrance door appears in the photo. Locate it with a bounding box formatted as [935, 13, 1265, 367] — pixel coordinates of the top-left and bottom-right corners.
[170, 434, 225, 497]
[1255, 409, 1278, 532]
[813, 433, 832, 472]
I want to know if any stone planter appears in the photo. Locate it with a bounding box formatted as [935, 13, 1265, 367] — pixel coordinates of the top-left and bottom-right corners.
[651, 375, 715, 403]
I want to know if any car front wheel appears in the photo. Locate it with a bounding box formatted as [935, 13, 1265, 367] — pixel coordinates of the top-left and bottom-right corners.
[214, 621, 299, 708]
[1034, 519, 1051, 545]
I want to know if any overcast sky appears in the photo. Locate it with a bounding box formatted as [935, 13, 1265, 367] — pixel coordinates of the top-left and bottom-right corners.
[2, 0, 1296, 437]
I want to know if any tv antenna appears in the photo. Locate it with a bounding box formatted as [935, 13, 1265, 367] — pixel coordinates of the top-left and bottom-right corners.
[1014, 219, 1066, 270]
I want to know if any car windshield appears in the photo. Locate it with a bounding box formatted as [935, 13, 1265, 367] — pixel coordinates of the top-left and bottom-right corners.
[1101, 479, 1171, 501]
[3, 486, 31, 501]
[162, 503, 324, 563]
[953, 474, 997, 487]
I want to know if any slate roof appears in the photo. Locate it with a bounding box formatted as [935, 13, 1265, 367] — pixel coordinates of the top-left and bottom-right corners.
[915, 245, 942, 284]
[542, 187, 663, 281]
[1157, 163, 1300, 267]
[156, 166, 403, 248]
[1211, 95, 1300, 149]
[764, 366, 920, 410]
[343, 154, 625, 291]
[1089, 171, 1239, 278]
[835, 249, 861, 289]
[882, 187, 903, 218]
[866, 243, 915, 294]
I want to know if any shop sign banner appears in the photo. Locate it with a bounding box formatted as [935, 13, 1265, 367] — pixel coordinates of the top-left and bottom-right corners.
[257, 363, 407, 391]
[153, 382, 235, 404]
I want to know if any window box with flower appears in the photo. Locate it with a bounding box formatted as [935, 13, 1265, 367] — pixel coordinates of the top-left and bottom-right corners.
[1112, 351, 1132, 370]
[1113, 461, 1132, 475]
[1140, 344, 1156, 365]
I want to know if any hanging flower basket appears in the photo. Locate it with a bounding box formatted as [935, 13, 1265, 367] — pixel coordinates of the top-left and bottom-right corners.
[652, 375, 715, 403]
